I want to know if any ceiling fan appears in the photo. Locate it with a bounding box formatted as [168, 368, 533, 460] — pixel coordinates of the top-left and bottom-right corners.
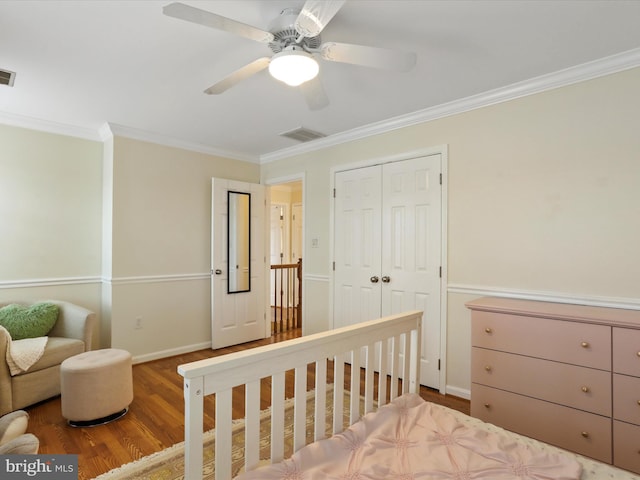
[163, 1, 417, 110]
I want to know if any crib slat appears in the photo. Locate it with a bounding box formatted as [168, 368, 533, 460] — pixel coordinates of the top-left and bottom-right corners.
[332, 353, 345, 435]
[293, 365, 307, 452]
[403, 332, 411, 394]
[314, 359, 327, 441]
[184, 377, 204, 480]
[378, 338, 389, 407]
[364, 343, 375, 414]
[215, 388, 233, 480]
[390, 335, 400, 400]
[270, 371, 286, 463]
[411, 317, 422, 393]
[349, 348, 360, 424]
[244, 380, 260, 471]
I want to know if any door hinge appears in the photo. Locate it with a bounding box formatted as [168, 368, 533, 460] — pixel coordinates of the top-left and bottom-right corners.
[439, 266, 442, 278]
[438, 359, 441, 371]
[333, 261, 335, 271]
[333, 188, 336, 198]
[439, 173, 442, 185]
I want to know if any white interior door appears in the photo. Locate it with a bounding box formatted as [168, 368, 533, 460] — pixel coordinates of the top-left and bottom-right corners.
[333, 165, 383, 328]
[333, 154, 442, 389]
[381, 156, 442, 388]
[211, 178, 268, 349]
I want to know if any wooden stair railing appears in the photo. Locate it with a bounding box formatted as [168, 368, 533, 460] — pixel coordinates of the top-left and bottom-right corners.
[270, 258, 302, 333]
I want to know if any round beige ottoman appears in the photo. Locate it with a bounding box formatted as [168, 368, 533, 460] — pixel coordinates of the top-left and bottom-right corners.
[60, 348, 133, 427]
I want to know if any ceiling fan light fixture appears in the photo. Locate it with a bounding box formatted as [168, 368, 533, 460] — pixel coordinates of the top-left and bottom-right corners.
[269, 49, 319, 87]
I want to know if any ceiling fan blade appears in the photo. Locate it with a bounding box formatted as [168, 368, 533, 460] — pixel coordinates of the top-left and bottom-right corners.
[163, 2, 274, 44]
[299, 76, 329, 110]
[204, 57, 271, 95]
[295, 0, 345, 38]
[320, 42, 416, 72]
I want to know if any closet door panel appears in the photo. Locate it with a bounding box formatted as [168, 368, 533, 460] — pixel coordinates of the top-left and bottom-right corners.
[381, 156, 442, 388]
[333, 165, 382, 328]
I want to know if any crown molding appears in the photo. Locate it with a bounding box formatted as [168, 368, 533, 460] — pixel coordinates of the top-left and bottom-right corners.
[106, 123, 260, 164]
[0, 111, 103, 142]
[2, 48, 639, 163]
[260, 47, 640, 164]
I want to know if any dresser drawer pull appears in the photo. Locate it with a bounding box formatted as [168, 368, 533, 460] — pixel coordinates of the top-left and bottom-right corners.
[637, 400, 640, 406]
[484, 365, 492, 372]
[581, 386, 590, 393]
[581, 431, 590, 438]
[484, 403, 491, 409]
[637, 351, 640, 357]
[485, 327, 493, 334]
[581, 342, 590, 348]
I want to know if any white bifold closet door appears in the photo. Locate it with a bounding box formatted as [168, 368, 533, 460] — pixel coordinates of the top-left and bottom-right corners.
[333, 154, 442, 389]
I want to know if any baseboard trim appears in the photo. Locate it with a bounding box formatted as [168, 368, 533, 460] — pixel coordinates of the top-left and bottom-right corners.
[445, 385, 470, 401]
[448, 284, 640, 311]
[131, 341, 211, 365]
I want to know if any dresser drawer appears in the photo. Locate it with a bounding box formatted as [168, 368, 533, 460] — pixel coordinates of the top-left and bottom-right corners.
[613, 374, 640, 425]
[472, 383, 612, 463]
[613, 327, 640, 376]
[472, 311, 611, 370]
[614, 420, 640, 475]
[472, 347, 611, 416]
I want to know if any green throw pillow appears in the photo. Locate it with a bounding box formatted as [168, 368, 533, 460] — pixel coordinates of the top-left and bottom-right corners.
[0, 303, 59, 340]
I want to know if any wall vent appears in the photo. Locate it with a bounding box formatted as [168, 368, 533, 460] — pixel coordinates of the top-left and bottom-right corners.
[0, 69, 16, 87]
[279, 126, 326, 143]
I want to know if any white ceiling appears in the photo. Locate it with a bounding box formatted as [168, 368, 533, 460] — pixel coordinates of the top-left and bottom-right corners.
[1, 1, 640, 162]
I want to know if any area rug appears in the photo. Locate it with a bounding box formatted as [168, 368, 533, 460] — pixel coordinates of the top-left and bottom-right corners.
[93, 387, 349, 480]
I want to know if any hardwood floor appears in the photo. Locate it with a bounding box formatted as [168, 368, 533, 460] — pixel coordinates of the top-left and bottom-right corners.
[26, 329, 469, 479]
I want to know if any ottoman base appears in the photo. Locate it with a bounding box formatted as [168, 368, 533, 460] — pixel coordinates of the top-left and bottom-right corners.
[68, 407, 129, 428]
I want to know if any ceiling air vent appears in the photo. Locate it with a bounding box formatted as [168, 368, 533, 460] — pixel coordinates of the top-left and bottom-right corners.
[0, 69, 16, 87]
[280, 127, 326, 143]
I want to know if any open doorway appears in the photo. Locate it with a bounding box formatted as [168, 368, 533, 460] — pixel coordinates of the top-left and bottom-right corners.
[269, 181, 303, 334]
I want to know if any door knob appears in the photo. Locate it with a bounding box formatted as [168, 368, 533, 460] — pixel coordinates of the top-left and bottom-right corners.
[214, 269, 222, 275]
[381, 276, 391, 283]
[370, 276, 379, 283]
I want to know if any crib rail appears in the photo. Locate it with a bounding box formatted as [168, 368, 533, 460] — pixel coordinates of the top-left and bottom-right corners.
[178, 310, 423, 480]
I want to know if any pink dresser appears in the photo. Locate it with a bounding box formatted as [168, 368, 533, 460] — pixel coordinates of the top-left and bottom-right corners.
[466, 297, 640, 474]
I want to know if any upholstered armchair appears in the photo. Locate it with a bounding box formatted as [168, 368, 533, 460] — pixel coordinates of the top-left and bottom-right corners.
[0, 300, 96, 415]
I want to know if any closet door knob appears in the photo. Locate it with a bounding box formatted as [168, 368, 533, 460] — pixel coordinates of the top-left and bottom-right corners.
[370, 276, 379, 283]
[381, 275, 391, 283]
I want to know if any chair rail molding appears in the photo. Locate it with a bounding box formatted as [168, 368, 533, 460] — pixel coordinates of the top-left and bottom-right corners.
[0, 276, 102, 289]
[448, 283, 640, 311]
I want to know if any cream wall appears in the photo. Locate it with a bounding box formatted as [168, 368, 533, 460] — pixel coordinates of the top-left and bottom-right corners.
[0, 124, 103, 345]
[107, 136, 260, 359]
[0, 125, 260, 360]
[2, 67, 639, 394]
[261, 67, 640, 395]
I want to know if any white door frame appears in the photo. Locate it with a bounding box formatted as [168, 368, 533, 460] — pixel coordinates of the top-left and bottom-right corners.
[329, 145, 449, 394]
[265, 173, 306, 332]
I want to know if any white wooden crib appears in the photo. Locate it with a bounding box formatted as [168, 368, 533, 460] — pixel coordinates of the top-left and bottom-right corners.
[177, 310, 423, 480]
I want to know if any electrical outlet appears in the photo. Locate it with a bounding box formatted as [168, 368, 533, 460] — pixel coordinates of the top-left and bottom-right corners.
[135, 317, 143, 329]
